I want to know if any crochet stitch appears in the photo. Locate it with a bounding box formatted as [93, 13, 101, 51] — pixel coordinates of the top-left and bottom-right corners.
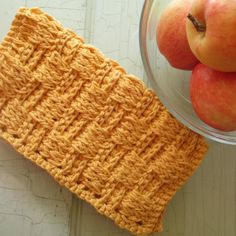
[0, 8, 208, 235]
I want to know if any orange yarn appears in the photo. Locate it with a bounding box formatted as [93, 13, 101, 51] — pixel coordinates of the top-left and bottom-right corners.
[0, 8, 208, 235]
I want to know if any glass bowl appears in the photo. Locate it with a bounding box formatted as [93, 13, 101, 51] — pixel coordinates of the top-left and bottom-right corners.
[139, 0, 236, 145]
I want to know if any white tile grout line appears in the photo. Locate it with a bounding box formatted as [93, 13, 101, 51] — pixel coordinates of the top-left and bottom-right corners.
[83, 0, 95, 43]
[69, 196, 83, 236]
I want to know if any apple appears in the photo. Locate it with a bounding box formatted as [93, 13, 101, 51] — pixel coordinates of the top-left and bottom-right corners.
[186, 0, 236, 72]
[190, 63, 236, 131]
[156, 0, 198, 70]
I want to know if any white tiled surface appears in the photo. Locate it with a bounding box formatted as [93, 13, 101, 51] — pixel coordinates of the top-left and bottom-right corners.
[0, 1, 235, 236]
[0, 139, 71, 236]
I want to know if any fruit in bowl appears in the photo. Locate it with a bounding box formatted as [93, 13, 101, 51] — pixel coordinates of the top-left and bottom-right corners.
[155, 0, 236, 132]
[190, 64, 236, 132]
[156, 0, 198, 70]
[186, 0, 236, 72]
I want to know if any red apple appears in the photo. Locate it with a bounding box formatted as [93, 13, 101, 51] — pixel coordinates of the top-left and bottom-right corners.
[156, 0, 198, 70]
[186, 0, 236, 72]
[190, 63, 236, 131]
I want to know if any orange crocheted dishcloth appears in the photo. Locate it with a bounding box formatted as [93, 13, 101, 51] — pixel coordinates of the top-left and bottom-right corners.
[0, 8, 208, 235]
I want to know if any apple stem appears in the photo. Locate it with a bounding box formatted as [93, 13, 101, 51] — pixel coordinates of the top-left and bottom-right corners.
[187, 13, 206, 32]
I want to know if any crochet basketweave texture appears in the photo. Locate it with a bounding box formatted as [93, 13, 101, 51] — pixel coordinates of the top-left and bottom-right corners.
[0, 8, 208, 235]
